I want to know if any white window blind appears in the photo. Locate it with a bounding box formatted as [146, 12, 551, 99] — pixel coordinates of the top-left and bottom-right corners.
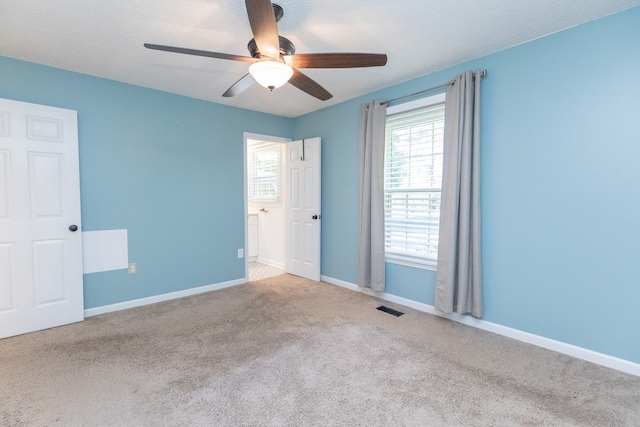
[248, 144, 281, 202]
[384, 102, 445, 267]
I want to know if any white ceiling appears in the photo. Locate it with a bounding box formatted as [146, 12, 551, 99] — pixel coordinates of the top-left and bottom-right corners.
[2, 0, 639, 118]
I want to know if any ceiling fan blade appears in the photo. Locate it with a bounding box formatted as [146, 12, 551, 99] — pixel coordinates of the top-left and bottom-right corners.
[285, 53, 388, 69]
[144, 43, 257, 63]
[244, 0, 280, 59]
[288, 69, 332, 101]
[222, 74, 256, 97]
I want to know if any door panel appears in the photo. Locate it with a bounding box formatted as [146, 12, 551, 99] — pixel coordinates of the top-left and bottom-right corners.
[0, 243, 14, 311]
[30, 152, 65, 217]
[290, 168, 299, 208]
[33, 239, 67, 305]
[285, 138, 321, 281]
[303, 222, 314, 264]
[289, 220, 300, 262]
[0, 98, 83, 339]
[304, 166, 314, 208]
[0, 150, 10, 218]
[27, 115, 64, 142]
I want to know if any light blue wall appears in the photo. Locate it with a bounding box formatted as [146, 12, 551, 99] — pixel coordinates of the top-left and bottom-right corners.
[293, 7, 640, 363]
[0, 57, 293, 309]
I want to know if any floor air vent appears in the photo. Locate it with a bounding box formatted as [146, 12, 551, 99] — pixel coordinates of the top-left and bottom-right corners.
[376, 306, 404, 317]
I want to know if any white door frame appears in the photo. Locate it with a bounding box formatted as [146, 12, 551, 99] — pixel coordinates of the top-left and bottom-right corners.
[243, 132, 291, 280]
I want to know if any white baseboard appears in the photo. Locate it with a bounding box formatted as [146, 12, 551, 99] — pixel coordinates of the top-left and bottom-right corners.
[255, 258, 285, 270]
[321, 275, 640, 377]
[84, 278, 247, 317]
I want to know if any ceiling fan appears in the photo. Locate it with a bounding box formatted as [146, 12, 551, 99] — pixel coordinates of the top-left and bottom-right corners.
[144, 0, 387, 101]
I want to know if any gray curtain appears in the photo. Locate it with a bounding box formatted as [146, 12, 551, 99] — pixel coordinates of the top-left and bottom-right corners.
[358, 100, 387, 292]
[435, 69, 483, 317]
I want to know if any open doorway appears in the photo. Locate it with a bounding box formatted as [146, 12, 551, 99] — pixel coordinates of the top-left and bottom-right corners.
[244, 133, 290, 281]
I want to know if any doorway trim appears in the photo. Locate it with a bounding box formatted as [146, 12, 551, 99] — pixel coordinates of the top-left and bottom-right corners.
[243, 132, 291, 281]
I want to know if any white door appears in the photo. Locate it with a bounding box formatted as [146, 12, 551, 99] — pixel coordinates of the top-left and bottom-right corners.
[0, 98, 83, 339]
[285, 137, 321, 281]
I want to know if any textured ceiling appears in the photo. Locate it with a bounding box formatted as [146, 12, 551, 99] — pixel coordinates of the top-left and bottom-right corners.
[2, 0, 639, 118]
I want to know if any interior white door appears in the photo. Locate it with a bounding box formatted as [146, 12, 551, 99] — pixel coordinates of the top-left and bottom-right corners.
[0, 98, 83, 339]
[285, 137, 321, 281]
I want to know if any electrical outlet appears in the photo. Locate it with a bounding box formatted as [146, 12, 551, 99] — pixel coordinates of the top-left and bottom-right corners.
[237, 249, 244, 259]
[128, 263, 137, 275]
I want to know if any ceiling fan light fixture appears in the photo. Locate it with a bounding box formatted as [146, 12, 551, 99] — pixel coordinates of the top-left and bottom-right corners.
[144, 3, 386, 100]
[249, 60, 293, 91]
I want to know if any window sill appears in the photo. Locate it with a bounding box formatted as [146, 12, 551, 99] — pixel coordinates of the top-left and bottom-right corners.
[385, 257, 437, 272]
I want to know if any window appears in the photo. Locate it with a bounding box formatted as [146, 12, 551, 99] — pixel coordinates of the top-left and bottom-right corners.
[248, 143, 281, 202]
[384, 94, 445, 269]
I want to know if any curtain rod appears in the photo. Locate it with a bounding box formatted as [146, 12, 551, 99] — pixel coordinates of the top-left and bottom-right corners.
[382, 69, 487, 106]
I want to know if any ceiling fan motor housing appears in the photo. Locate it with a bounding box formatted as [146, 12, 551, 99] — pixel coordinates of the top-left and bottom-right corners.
[246, 3, 290, 59]
[247, 36, 295, 59]
[272, 4, 284, 22]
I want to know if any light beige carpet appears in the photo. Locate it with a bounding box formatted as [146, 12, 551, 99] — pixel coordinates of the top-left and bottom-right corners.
[1, 275, 639, 426]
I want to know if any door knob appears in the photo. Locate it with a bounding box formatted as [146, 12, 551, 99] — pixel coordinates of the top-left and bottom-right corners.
[312, 215, 321, 220]
[69, 224, 78, 232]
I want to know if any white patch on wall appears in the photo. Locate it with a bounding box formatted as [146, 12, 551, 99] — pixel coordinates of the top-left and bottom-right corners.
[82, 229, 128, 274]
